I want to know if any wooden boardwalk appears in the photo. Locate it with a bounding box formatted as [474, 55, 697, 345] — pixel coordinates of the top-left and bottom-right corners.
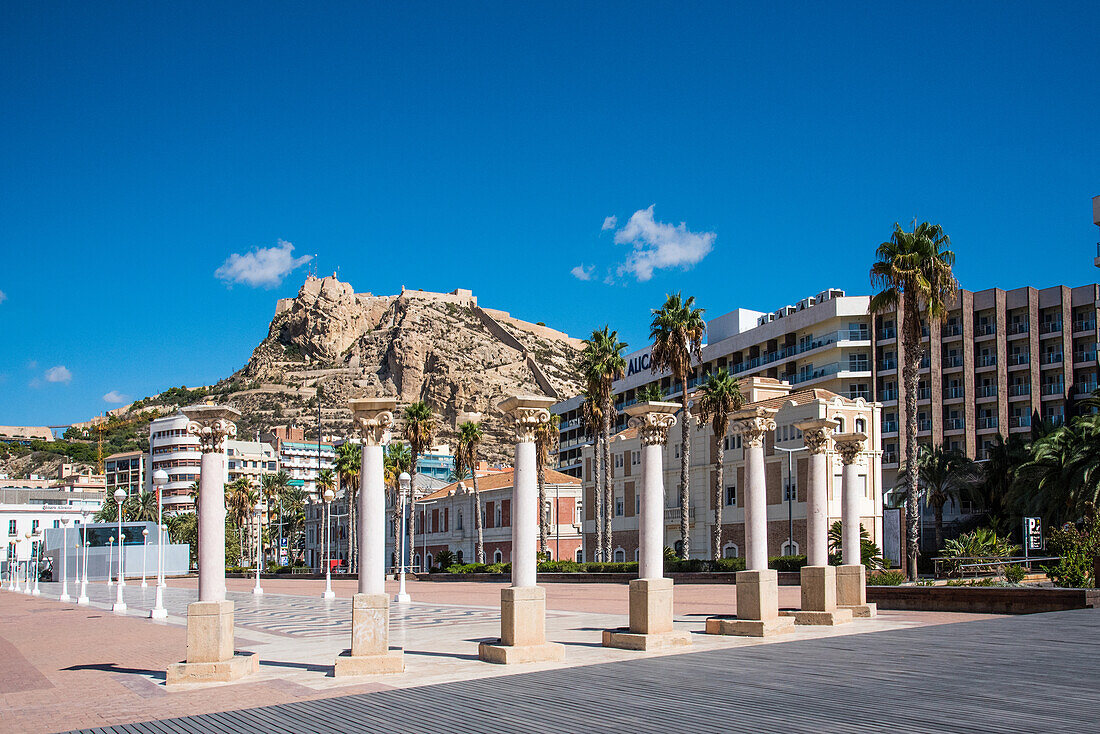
[67, 608, 1100, 733]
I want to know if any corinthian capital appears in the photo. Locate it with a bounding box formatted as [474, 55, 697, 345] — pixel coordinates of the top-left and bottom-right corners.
[833, 432, 868, 465]
[498, 395, 556, 444]
[181, 405, 240, 454]
[795, 417, 838, 455]
[624, 401, 680, 446]
[349, 397, 398, 446]
[730, 407, 777, 449]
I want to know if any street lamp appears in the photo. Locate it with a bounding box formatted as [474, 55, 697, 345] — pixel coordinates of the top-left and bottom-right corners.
[394, 471, 411, 603]
[321, 487, 335, 600]
[114, 487, 127, 589]
[141, 528, 149, 587]
[151, 469, 169, 619]
[252, 500, 264, 596]
[79, 511, 89, 588]
[78, 540, 90, 605]
[59, 519, 72, 602]
[30, 532, 42, 596]
[107, 536, 115, 587]
[24, 531, 34, 595]
[774, 445, 807, 557]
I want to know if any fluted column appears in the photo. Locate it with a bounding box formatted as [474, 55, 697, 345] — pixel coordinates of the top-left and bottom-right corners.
[335, 397, 405, 676]
[833, 431, 876, 618]
[479, 396, 564, 664]
[183, 405, 239, 603]
[795, 418, 835, 567]
[732, 408, 777, 571]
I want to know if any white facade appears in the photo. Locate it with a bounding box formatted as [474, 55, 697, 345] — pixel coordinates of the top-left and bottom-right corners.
[1, 485, 104, 572]
[149, 412, 203, 513]
[225, 440, 278, 484]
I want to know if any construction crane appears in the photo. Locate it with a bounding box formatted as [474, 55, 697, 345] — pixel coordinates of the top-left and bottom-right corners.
[93, 413, 145, 474]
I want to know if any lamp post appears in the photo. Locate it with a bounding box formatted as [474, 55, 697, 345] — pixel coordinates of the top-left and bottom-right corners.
[24, 531, 34, 595]
[141, 528, 149, 587]
[151, 469, 169, 618]
[394, 472, 412, 603]
[79, 511, 89, 588]
[774, 446, 806, 556]
[78, 540, 90, 605]
[107, 536, 114, 587]
[252, 500, 264, 596]
[114, 487, 127, 588]
[321, 487, 335, 600]
[31, 532, 42, 596]
[59, 519, 72, 602]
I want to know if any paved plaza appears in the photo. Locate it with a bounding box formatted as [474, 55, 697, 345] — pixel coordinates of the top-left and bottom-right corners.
[3, 576, 1091, 733]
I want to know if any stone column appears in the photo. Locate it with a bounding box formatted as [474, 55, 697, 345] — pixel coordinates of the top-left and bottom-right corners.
[167, 405, 258, 685]
[834, 432, 876, 618]
[707, 407, 794, 637]
[603, 402, 691, 651]
[335, 398, 404, 676]
[788, 418, 851, 626]
[479, 396, 565, 664]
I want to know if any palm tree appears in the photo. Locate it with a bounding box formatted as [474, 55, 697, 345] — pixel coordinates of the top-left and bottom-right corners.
[971, 434, 1029, 535]
[279, 485, 307, 563]
[384, 442, 413, 568]
[403, 401, 436, 571]
[317, 468, 336, 568]
[456, 420, 486, 563]
[870, 221, 959, 579]
[650, 292, 706, 559]
[335, 441, 362, 572]
[534, 413, 561, 555]
[188, 480, 200, 508]
[580, 389, 604, 560]
[898, 445, 977, 552]
[94, 500, 118, 523]
[225, 477, 257, 565]
[636, 384, 665, 403]
[1014, 413, 1100, 526]
[696, 368, 743, 561]
[125, 490, 159, 523]
[583, 326, 628, 562]
[259, 472, 287, 566]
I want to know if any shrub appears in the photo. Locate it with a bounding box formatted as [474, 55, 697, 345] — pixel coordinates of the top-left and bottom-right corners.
[434, 549, 456, 570]
[538, 560, 583, 573]
[1003, 564, 1026, 584]
[1044, 505, 1100, 588]
[769, 555, 807, 572]
[714, 557, 746, 572]
[940, 528, 1020, 577]
[868, 570, 907, 586]
[446, 563, 488, 574]
[485, 562, 511, 574]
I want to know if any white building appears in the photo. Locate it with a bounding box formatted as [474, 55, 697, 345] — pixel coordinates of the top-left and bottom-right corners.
[225, 440, 278, 485]
[149, 412, 202, 513]
[1, 482, 104, 574]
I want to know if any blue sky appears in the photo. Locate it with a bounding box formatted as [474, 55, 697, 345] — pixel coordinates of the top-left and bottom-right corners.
[1, 2, 1098, 426]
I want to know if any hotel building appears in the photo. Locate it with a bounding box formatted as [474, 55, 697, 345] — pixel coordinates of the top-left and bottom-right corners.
[225, 440, 279, 485]
[260, 426, 335, 499]
[104, 451, 146, 498]
[576, 377, 883, 563]
[148, 412, 203, 513]
[555, 288, 874, 477]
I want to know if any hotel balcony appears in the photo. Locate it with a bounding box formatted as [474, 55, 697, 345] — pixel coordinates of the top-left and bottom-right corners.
[847, 389, 870, 400]
[917, 419, 932, 433]
[1008, 353, 1030, 368]
[975, 323, 996, 338]
[878, 358, 897, 371]
[880, 388, 898, 402]
[1075, 350, 1098, 364]
[941, 324, 962, 339]
[664, 506, 696, 523]
[943, 386, 965, 400]
[1040, 352, 1064, 366]
[1009, 415, 1031, 429]
[977, 416, 999, 430]
[916, 387, 931, 400]
[876, 328, 896, 341]
[1073, 319, 1097, 335]
[1074, 382, 1098, 398]
[882, 451, 898, 465]
[1041, 383, 1065, 397]
[942, 355, 963, 369]
[883, 420, 898, 434]
[976, 355, 997, 369]
[1009, 383, 1031, 398]
[1039, 321, 1063, 335]
[1007, 322, 1029, 337]
[944, 418, 965, 432]
[976, 385, 998, 399]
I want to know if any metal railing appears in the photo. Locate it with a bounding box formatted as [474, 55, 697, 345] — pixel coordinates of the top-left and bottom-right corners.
[977, 416, 998, 430]
[1073, 319, 1096, 333]
[976, 355, 997, 367]
[1009, 383, 1031, 397]
[883, 420, 898, 433]
[878, 359, 897, 370]
[943, 355, 963, 368]
[1009, 415, 1031, 428]
[1041, 382, 1064, 396]
[880, 389, 898, 401]
[977, 385, 998, 398]
[975, 323, 996, 336]
[1007, 322, 1029, 335]
[944, 418, 965, 431]
[1039, 321, 1063, 334]
[1008, 352, 1030, 366]
[916, 387, 931, 400]
[932, 555, 1059, 578]
[1040, 352, 1063, 365]
[917, 419, 932, 432]
[1075, 350, 1098, 363]
[942, 324, 962, 337]
[943, 386, 965, 399]
[877, 328, 896, 340]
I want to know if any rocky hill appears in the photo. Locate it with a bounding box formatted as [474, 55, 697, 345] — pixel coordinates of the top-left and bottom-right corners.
[200, 276, 583, 463]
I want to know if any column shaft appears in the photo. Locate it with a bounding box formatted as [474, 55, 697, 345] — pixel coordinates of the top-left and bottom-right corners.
[360, 443, 385, 595]
[639, 442, 664, 579]
[841, 461, 860, 566]
[806, 452, 828, 566]
[745, 443, 768, 571]
[197, 452, 226, 602]
[512, 441, 537, 588]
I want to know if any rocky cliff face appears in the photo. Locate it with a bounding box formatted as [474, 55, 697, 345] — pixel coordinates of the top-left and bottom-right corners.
[225, 276, 583, 463]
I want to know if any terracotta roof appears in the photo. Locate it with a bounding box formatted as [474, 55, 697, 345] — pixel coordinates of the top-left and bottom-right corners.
[418, 466, 580, 502]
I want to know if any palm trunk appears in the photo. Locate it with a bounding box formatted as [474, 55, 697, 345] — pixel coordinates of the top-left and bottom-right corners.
[902, 301, 922, 580]
[392, 496, 401, 572]
[602, 404, 613, 562]
[933, 501, 944, 552]
[713, 434, 723, 562]
[473, 471, 485, 563]
[679, 368, 691, 560]
[537, 460, 548, 556]
[594, 430, 604, 562]
[347, 479, 356, 573]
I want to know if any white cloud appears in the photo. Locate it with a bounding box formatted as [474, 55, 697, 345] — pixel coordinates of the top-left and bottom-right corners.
[215, 239, 312, 288]
[570, 264, 595, 281]
[613, 205, 715, 282]
[44, 365, 72, 384]
[103, 390, 130, 404]
[601, 215, 617, 231]
[0, 289, 7, 304]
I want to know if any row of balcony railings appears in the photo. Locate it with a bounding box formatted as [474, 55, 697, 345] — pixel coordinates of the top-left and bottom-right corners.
[877, 317, 1095, 341]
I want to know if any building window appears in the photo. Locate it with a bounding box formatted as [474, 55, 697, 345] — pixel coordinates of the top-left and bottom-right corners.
[495, 505, 502, 527]
[614, 548, 626, 562]
[781, 540, 800, 555]
[635, 495, 640, 514]
[615, 495, 624, 517]
[457, 511, 463, 530]
[7, 520, 15, 535]
[723, 543, 739, 558]
[614, 453, 624, 469]
[31, 520, 39, 533]
[726, 486, 736, 506]
[631, 451, 640, 466]
[456, 549, 464, 563]
[493, 549, 503, 564]
[575, 548, 584, 562]
[855, 418, 866, 433]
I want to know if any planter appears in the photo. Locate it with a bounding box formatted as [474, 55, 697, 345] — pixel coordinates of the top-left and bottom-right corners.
[867, 585, 1100, 614]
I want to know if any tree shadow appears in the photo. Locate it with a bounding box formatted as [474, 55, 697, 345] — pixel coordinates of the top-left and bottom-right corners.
[259, 659, 333, 674]
[405, 649, 482, 661]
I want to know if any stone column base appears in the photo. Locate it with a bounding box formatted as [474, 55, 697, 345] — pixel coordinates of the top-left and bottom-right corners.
[478, 586, 564, 665]
[334, 649, 405, 676]
[780, 608, 854, 626]
[166, 651, 258, 686]
[841, 603, 878, 618]
[705, 570, 795, 637]
[705, 615, 795, 637]
[602, 628, 693, 650]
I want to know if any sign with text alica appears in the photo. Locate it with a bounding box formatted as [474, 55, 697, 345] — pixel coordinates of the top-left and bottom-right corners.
[1024, 517, 1043, 553]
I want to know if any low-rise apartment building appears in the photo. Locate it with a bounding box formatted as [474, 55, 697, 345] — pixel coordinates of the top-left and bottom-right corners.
[104, 451, 146, 498]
